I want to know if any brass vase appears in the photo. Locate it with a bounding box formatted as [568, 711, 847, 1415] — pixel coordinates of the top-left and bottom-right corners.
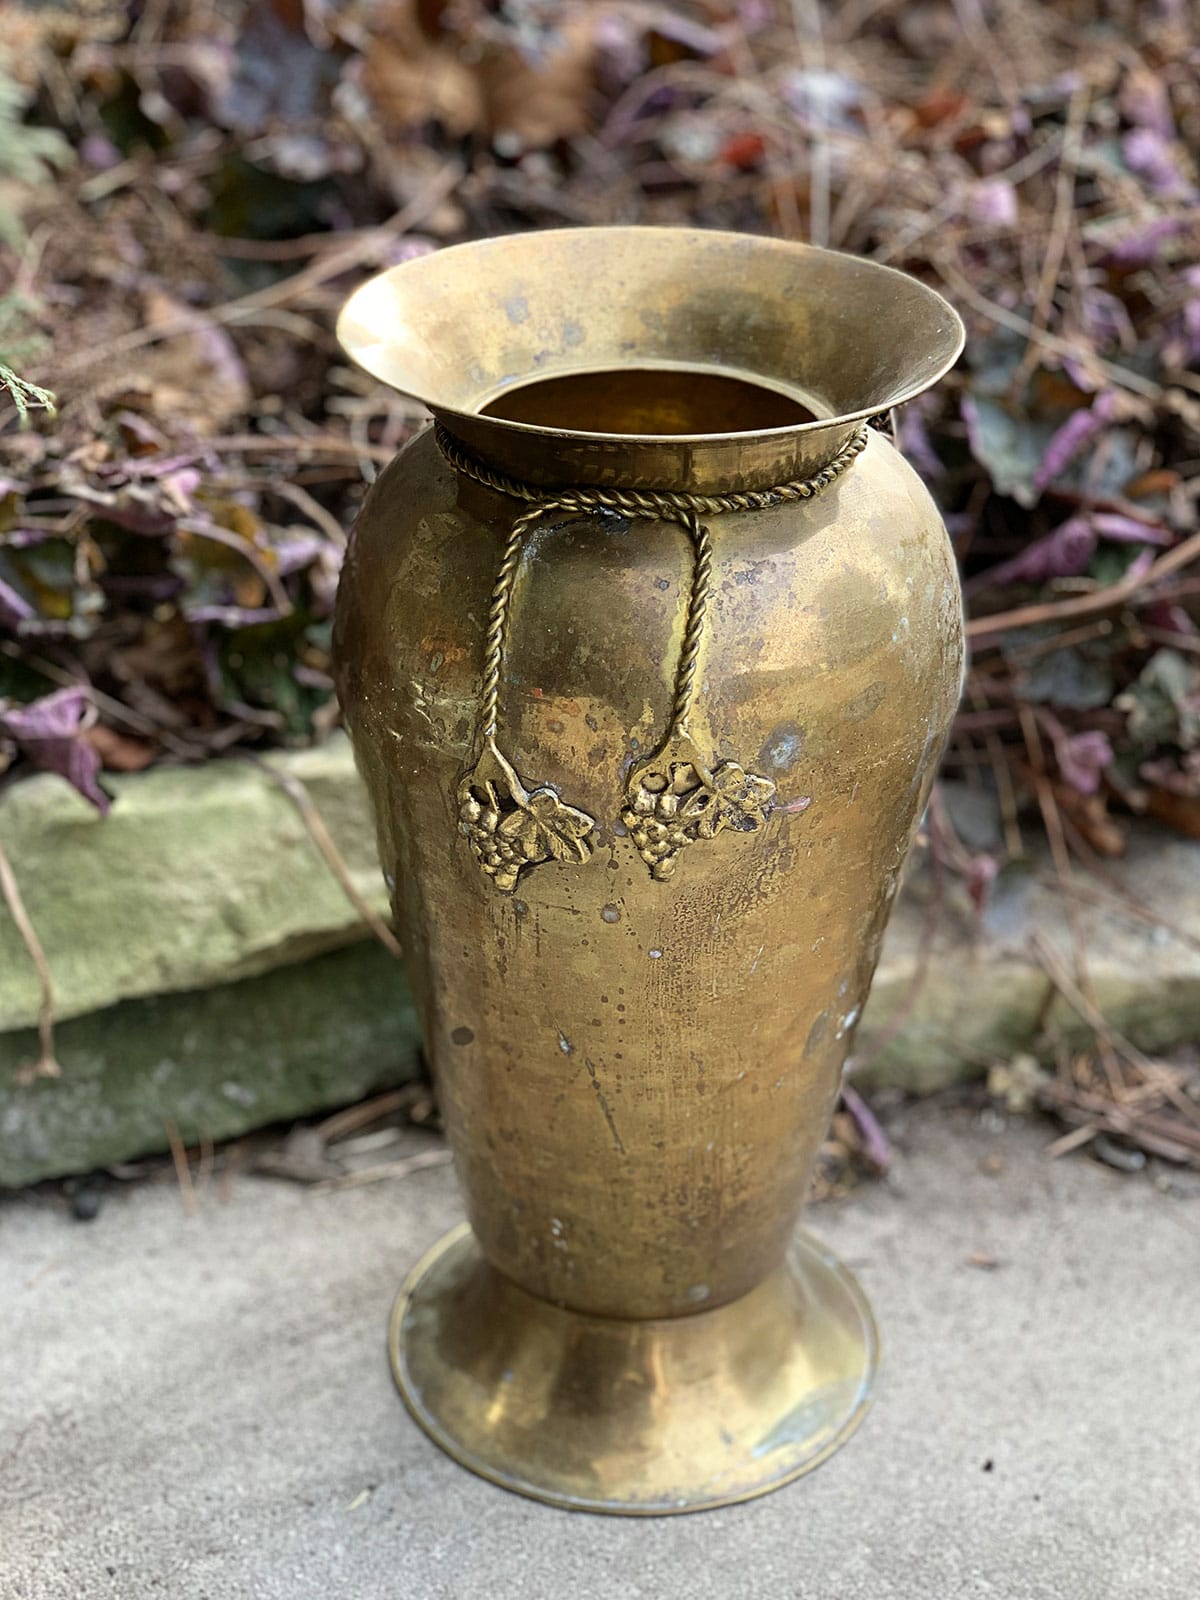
[333, 227, 964, 1514]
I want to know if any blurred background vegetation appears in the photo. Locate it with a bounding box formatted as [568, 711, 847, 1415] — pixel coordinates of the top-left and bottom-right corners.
[0, 0, 1197, 888]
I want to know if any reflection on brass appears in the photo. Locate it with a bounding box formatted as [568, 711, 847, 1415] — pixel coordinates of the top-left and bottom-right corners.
[480, 365, 818, 434]
[388, 1221, 878, 1515]
[333, 227, 965, 1514]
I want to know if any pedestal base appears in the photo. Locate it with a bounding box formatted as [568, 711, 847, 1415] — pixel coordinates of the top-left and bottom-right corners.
[388, 1221, 878, 1515]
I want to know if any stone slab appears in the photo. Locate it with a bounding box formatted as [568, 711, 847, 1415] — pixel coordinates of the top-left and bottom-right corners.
[2, 1103, 1196, 1598]
[856, 823, 1200, 1092]
[0, 941, 420, 1187]
[0, 733, 385, 1031]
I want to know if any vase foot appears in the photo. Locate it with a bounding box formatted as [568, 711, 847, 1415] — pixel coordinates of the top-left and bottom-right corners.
[387, 1221, 878, 1515]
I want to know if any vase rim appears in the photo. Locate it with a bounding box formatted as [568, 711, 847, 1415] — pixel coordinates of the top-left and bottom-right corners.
[337, 226, 964, 491]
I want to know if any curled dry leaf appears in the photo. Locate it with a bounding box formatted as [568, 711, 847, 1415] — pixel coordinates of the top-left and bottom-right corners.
[0, 686, 111, 813]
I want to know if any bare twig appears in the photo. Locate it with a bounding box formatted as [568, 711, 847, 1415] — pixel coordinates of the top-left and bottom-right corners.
[789, 0, 832, 247]
[968, 528, 1200, 639]
[164, 1119, 198, 1215]
[177, 516, 293, 617]
[1013, 86, 1089, 389]
[242, 755, 403, 960]
[1031, 930, 1157, 1078]
[1020, 707, 1123, 1092]
[0, 841, 61, 1083]
[207, 433, 399, 465]
[271, 482, 347, 548]
[934, 255, 1180, 404]
[52, 163, 463, 379]
[312, 1149, 452, 1194]
[315, 1087, 421, 1145]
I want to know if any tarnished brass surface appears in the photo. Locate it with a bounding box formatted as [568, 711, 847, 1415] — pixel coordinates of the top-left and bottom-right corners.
[333, 227, 964, 1510]
[389, 1221, 877, 1515]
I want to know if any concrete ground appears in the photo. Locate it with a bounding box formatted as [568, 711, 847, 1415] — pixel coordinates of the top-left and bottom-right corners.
[3, 1103, 1198, 1599]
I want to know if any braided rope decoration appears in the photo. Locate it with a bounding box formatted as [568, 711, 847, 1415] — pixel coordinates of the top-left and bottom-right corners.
[436, 420, 869, 890]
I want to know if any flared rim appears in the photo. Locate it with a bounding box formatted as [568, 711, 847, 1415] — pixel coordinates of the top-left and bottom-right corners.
[336, 226, 965, 449]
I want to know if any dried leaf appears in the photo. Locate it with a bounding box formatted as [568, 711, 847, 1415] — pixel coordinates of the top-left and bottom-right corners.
[1051, 783, 1126, 856]
[1057, 730, 1114, 795]
[961, 393, 1054, 508]
[1033, 394, 1116, 493]
[970, 517, 1096, 593]
[1021, 646, 1114, 711]
[1117, 651, 1200, 749]
[83, 722, 157, 772]
[0, 686, 111, 812]
[0, 573, 33, 627]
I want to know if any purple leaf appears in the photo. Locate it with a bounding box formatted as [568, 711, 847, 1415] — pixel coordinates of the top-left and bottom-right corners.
[965, 852, 1000, 914]
[1092, 512, 1171, 546]
[1033, 394, 1116, 492]
[1060, 355, 1102, 394]
[967, 178, 1018, 227]
[183, 603, 281, 626]
[0, 687, 111, 814]
[1119, 68, 1176, 141]
[1058, 730, 1114, 795]
[645, 9, 724, 57]
[1142, 599, 1198, 638]
[896, 401, 943, 480]
[1122, 127, 1195, 199]
[272, 532, 326, 575]
[1124, 547, 1157, 583]
[966, 516, 1096, 594]
[736, 0, 773, 32]
[79, 131, 122, 170]
[1079, 288, 1134, 346]
[1181, 265, 1200, 364]
[593, 11, 646, 93]
[1101, 215, 1190, 266]
[98, 451, 205, 482]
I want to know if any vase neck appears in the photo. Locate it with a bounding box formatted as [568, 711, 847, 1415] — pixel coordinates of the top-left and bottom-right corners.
[433, 407, 864, 496]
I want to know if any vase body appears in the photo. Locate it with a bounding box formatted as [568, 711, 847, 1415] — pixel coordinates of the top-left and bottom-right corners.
[333, 227, 964, 1511]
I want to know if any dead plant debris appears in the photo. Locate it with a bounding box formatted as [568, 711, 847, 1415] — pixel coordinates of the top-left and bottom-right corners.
[2, 3, 1198, 1136]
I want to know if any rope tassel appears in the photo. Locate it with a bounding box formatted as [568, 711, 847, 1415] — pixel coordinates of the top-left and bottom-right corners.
[437, 421, 869, 892]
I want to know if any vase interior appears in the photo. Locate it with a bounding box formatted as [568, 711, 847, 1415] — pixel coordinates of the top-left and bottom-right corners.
[480, 366, 818, 435]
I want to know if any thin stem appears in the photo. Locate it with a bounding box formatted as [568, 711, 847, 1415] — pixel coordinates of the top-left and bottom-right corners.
[0, 842, 60, 1082]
